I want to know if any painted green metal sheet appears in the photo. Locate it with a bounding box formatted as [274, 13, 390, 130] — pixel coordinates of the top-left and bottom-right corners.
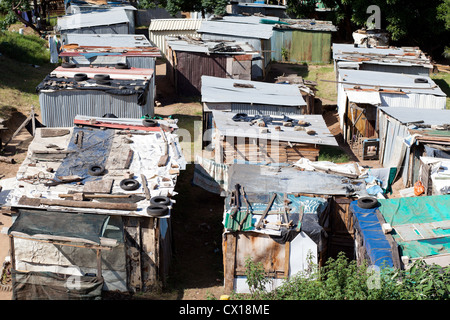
[271, 29, 332, 64]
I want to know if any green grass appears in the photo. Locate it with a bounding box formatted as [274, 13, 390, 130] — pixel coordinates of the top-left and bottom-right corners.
[318, 146, 351, 163]
[431, 71, 450, 108]
[0, 31, 50, 65]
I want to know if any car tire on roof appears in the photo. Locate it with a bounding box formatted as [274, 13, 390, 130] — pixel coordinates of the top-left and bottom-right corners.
[150, 196, 171, 206]
[74, 73, 88, 81]
[88, 164, 105, 176]
[94, 74, 110, 81]
[357, 197, 378, 209]
[119, 178, 140, 191]
[146, 205, 169, 217]
[115, 63, 129, 69]
[62, 62, 77, 68]
[142, 119, 157, 127]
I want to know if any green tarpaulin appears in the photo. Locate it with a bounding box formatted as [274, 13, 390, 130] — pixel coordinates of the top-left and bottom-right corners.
[378, 195, 450, 259]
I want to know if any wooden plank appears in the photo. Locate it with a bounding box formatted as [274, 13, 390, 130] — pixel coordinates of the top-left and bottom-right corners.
[74, 119, 162, 131]
[284, 241, 290, 278]
[141, 174, 151, 200]
[224, 232, 237, 294]
[1, 115, 32, 149]
[19, 196, 137, 211]
[83, 179, 114, 194]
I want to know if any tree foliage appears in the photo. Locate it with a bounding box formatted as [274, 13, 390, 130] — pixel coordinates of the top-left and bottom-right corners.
[234, 252, 450, 300]
[137, 0, 228, 17]
[287, 0, 450, 59]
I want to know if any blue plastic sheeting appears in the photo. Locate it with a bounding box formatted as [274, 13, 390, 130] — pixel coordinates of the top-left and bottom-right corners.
[350, 201, 394, 268]
[54, 127, 115, 183]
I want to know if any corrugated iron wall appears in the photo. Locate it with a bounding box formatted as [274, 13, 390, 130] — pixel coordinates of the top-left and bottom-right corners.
[68, 56, 156, 69]
[175, 51, 227, 96]
[271, 29, 332, 64]
[39, 89, 154, 127]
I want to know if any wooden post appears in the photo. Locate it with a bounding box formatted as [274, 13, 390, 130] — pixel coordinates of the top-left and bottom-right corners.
[9, 236, 16, 270]
[284, 241, 290, 278]
[96, 249, 102, 281]
[224, 232, 237, 294]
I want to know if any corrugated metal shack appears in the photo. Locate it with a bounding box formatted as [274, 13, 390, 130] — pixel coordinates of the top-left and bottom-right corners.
[333, 43, 433, 78]
[201, 75, 310, 144]
[165, 36, 259, 96]
[57, 7, 135, 35]
[351, 195, 450, 269]
[59, 34, 161, 69]
[377, 107, 450, 192]
[222, 163, 370, 293]
[197, 19, 273, 80]
[336, 69, 447, 145]
[271, 19, 337, 64]
[2, 117, 186, 299]
[37, 66, 155, 127]
[210, 110, 338, 165]
[148, 19, 204, 56]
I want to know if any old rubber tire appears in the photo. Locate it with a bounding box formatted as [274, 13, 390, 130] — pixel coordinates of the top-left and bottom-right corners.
[94, 74, 110, 81]
[96, 79, 111, 85]
[146, 205, 168, 217]
[142, 119, 157, 127]
[357, 197, 378, 209]
[119, 178, 140, 191]
[115, 62, 129, 69]
[74, 73, 88, 81]
[150, 196, 170, 206]
[62, 62, 76, 68]
[88, 164, 105, 176]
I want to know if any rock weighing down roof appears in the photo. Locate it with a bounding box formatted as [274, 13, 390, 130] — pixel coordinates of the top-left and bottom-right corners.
[212, 110, 338, 147]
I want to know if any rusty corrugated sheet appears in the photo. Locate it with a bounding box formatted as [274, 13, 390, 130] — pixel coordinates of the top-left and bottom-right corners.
[175, 51, 227, 96]
[271, 29, 332, 64]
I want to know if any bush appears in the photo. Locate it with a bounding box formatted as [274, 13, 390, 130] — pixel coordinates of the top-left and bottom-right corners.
[0, 31, 49, 65]
[237, 252, 450, 300]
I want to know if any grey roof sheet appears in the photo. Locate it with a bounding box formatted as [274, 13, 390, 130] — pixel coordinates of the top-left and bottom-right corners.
[57, 9, 130, 30]
[63, 34, 152, 47]
[166, 36, 257, 54]
[201, 75, 305, 106]
[379, 107, 450, 126]
[197, 20, 273, 39]
[333, 43, 432, 68]
[339, 69, 446, 96]
[212, 110, 338, 146]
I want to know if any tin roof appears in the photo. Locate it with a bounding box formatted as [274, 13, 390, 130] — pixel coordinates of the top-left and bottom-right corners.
[57, 8, 131, 30]
[197, 20, 273, 39]
[201, 75, 306, 106]
[165, 36, 258, 55]
[333, 43, 433, 68]
[6, 119, 186, 217]
[62, 34, 152, 48]
[50, 66, 154, 80]
[212, 110, 338, 146]
[378, 107, 450, 126]
[148, 19, 203, 31]
[339, 69, 446, 96]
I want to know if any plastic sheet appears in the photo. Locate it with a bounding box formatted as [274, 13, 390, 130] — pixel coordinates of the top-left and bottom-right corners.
[350, 201, 394, 268]
[54, 127, 115, 183]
